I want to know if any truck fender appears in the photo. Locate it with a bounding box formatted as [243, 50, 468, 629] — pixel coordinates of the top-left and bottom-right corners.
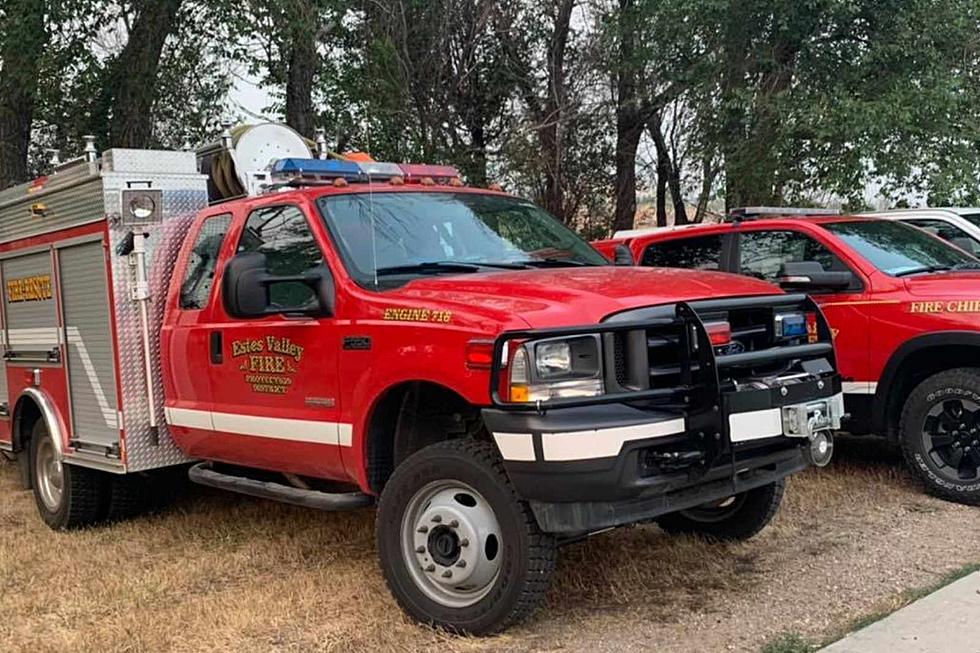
[13, 387, 68, 459]
[873, 330, 980, 435]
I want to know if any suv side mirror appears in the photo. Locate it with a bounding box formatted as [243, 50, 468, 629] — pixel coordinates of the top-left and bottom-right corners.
[777, 261, 853, 292]
[613, 244, 634, 266]
[223, 251, 335, 318]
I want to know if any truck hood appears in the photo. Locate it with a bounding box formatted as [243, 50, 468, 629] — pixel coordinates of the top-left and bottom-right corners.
[392, 266, 781, 328]
[903, 271, 980, 297]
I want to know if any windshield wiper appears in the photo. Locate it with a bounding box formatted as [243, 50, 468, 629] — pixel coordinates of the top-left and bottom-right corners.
[894, 265, 953, 277]
[953, 261, 980, 270]
[375, 261, 483, 276]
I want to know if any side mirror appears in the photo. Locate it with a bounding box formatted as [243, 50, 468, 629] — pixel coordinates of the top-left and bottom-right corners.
[223, 251, 335, 318]
[613, 244, 634, 266]
[777, 261, 853, 292]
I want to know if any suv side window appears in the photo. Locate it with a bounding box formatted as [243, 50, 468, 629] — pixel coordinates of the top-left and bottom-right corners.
[739, 230, 846, 283]
[238, 205, 324, 309]
[641, 234, 723, 270]
[905, 219, 980, 255]
[179, 214, 232, 309]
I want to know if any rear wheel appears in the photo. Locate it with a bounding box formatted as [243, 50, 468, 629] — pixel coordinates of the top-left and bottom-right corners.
[655, 480, 785, 541]
[376, 439, 556, 634]
[30, 420, 107, 530]
[900, 368, 980, 505]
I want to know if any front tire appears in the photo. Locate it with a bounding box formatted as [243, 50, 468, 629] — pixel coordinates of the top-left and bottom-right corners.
[376, 439, 556, 634]
[655, 480, 785, 541]
[900, 368, 980, 505]
[30, 420, 107, 530]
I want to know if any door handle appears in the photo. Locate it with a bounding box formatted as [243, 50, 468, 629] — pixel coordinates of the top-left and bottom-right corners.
[210, 331, 223, 364]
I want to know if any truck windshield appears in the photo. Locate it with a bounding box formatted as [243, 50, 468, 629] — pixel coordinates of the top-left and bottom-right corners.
[317, 191, 607, 287]
[823, 220, 980, 276]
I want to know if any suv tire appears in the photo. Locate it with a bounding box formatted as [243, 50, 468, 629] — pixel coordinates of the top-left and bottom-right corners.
[30, 420, 108, 530]
[655, 480, 785, 541]
[900, 368, 980, 505]
[376, 439, 556, 634]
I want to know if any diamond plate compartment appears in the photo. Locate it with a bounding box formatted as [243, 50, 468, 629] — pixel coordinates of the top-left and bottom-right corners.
[103, 171, 208, 472]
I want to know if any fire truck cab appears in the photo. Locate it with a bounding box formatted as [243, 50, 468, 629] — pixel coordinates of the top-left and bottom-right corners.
[0, 128, 843, 633]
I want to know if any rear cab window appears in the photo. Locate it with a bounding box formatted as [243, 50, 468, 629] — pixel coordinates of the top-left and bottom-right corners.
[640, 234, 723, 270]
[904, 218, 980, 256]
[179, 213, 232, 309]
[822, 220, 980, 276]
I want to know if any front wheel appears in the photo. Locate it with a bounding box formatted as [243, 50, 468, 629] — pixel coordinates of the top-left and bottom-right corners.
[376, 439, 556, 634]
[30, 420, 107, 530]
[655, 480, 785, 541]
[900, 368, 980, 505]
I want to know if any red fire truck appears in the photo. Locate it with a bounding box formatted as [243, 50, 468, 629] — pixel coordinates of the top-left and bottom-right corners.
[0, 128, 842, 633]
[598, 207, 980, 505]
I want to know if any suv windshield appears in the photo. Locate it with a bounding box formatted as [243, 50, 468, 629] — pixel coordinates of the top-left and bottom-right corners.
[317, 191, 607, 287]
[823, 220, 980, 276]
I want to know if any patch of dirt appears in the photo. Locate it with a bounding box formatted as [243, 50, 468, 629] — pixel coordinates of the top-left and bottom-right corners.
[0, 436, 977, 653]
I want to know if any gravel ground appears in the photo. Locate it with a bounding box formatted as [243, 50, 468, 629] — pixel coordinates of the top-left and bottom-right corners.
[0, 436, 977, 653]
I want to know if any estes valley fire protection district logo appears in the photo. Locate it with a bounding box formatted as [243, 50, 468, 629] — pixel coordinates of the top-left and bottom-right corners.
[231, 335, 304, 394]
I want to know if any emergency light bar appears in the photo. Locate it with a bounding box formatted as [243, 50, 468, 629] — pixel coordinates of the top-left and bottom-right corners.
[728, 207, 840, 221]
[268, 158, 462, 186]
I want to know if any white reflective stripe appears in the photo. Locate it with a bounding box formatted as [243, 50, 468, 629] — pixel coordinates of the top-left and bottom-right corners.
[165, 406, 353, 446]
[540, 418, 686, 462]
[165, 406, 213, 430]
[6, 327, 60, 345]
[729, 408, 783, 442]
[843, 381, 877, 395]
[493, 432, 536, 462]
[65, 327, 116, 428]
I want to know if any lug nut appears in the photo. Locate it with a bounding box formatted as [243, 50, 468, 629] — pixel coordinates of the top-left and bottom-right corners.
[417, 525, 428, 534]
[441, 570, 453, 578]
[460, 538, 469, 547]
[456, 560, 467, 568]
[431, 515, 442, 523]
[416, 546, 425, 554]
[425, 564, 435, 572]
[449, 519, 459, 528]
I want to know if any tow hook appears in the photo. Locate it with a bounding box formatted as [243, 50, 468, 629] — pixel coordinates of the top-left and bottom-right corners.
[805, 429, 834, 467]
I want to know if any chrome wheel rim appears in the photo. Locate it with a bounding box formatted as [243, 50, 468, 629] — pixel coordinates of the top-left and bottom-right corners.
[401, 480, 502, 608]
[35, 436, 64, 511]
[922, 398, 980, 482]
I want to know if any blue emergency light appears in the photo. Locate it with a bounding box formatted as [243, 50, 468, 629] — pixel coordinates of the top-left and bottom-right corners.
[272, 158, 363, 179]
[775, 312, 808, 339]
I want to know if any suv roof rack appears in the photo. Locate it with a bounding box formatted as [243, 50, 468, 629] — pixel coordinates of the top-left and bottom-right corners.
[727, 206, 840, 222]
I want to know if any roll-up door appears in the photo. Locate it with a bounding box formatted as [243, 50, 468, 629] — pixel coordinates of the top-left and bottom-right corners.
[58, 241, 119, 448]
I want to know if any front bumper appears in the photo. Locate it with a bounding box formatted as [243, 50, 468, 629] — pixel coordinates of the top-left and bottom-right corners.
[484, 377, 843, 534]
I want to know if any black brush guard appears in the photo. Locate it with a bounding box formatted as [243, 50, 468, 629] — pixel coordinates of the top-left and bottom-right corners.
[488, 293, 838, 473]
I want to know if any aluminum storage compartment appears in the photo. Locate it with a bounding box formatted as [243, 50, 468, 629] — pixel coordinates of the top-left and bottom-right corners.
[0, 149, 208, 472]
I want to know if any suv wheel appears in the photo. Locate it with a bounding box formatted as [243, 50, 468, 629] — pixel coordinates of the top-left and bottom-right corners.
[900, 368, 980, 505]
[30, 420, 108, 530]
[655, 480, 785, 541]
[376, 439, 556, 634]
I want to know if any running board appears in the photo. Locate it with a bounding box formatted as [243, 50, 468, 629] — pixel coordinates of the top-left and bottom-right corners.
[188, 463, 373, 511]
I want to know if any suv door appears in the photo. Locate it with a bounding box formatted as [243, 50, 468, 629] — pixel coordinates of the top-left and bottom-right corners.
[735, 228, 873, 391]
[203, 204, 346, 479]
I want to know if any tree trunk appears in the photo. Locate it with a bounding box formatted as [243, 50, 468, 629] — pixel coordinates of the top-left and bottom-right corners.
[0, 0, 48, 189]
[655, 163, 668, 227]
[612, 0, 643, 232]
[107, 0, 183, 148]
[537, 0, 575, 222]
[285, 5, 318, 139]
[694, 153, 718, 223]
[649, 112, 688, 225]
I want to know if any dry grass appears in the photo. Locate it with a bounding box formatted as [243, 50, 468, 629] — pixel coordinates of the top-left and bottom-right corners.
[0, 437, 977, 653]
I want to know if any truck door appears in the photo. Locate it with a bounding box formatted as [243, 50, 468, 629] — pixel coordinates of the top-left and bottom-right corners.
[734, 228, 872, 386]
[203, 204, 346, 479]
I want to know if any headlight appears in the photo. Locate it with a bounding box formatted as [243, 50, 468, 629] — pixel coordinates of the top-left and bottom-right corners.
[508, 336, 603, 402]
